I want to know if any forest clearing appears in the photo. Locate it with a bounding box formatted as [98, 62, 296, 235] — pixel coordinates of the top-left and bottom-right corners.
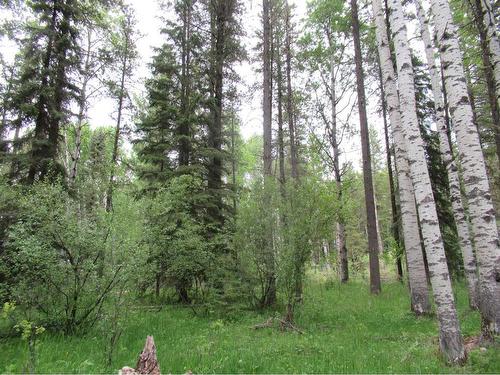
[0, 0, 499, 373]
[1, 278, 499, 373]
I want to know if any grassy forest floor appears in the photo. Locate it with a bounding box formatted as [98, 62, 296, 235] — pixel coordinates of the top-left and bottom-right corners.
[0, 274, 499, 373]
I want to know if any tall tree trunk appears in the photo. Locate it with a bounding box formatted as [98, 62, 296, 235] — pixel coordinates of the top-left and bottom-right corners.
[263, 0, 273, 177]
[351, 0, 381, 294]
[261, 0, 276, 307]
[70, 30, 93, 185]
[374, 192, 384, 254]
[478, 0, 500, 115]
[105, 36, 128, 213]
[285, 0, 298, 181]
[230, 116, 237, 211]
[325, 35, 349, 283]
[388, 0, 465, 363]
[0, 66, 14, 154]
[277, 31, 285, 193]
[470, 0, 500, 165]
[179, 1, 192, 168]
[379, 64, 402, 281]
[430, 0, 500, 339]
[416, 0, 479, 310]
[372, 0, 432, 316]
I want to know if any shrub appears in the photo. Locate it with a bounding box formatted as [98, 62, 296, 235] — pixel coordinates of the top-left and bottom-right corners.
[1, 182, 130, 333]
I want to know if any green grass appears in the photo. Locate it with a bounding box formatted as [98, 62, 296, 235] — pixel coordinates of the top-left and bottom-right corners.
[1, 274, 499, 373]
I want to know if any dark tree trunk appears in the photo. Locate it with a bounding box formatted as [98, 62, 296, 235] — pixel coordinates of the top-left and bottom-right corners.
[261, 0, 276, 307]
[277, 29, 285, 194]
[177, 284, 190, 304]
[263, 0, 273, 177]
[285, 1, 298, 181]
[179, 1, 192, 168]
[351, 0, 381, 294]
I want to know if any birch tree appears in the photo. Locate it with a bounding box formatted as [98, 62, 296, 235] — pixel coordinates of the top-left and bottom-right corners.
[372, 0, 431, 315]
[478, 0, 500, 111]
[470, 0, 500, 164]
[69, 24, 110, 185]
[430, 0, 500, 339]
[378, 65, 403, 281]
[105, 6, 137, 212]
[415, 0, 479, 310]
[387, 0, 465, 363]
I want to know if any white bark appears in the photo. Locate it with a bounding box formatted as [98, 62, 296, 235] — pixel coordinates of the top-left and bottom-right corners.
[480, 0, 500, 110]
[387, 0, 465, 363]
[372, 0, 431, 315]
[374, 191, 384, 254]
[430, 0, 500, 337]
[415, 0, 479, 310]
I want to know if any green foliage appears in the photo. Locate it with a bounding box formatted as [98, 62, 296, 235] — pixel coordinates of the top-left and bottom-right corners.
[236, 177, 335, 313]
[0, 181, 133, 333]
[141, 174, 212, 302]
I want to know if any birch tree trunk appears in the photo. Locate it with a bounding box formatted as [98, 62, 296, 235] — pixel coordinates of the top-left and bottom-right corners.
[479, 0, 500, 111]
[379, 64, 403, 281]
[105, 38, 128, 213]
[416, 0, 479, 310]
[374, 191, 384, 254]
[430, 0, 500, 339]
[388, 0, 465, 362]
[372, 0, 431, 316]
[473, 0, 500, 165]
[351, 0, 381, 294]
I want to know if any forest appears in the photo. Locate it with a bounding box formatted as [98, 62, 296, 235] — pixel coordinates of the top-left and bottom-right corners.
[0, 0, 499, 373]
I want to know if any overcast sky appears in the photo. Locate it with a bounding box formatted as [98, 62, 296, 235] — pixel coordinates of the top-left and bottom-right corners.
[90, 0, 309, 141]
[1, 0, 427, 169]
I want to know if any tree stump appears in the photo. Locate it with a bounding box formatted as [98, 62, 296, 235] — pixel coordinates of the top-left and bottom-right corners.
[120, 336, 160, 375]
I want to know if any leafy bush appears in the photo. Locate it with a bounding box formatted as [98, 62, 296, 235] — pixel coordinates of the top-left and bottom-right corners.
[236, 178, 335, 319]
[0, 182, 131, 333]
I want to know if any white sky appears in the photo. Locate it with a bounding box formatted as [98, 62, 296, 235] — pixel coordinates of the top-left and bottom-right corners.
[105, 0, 309, 140]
